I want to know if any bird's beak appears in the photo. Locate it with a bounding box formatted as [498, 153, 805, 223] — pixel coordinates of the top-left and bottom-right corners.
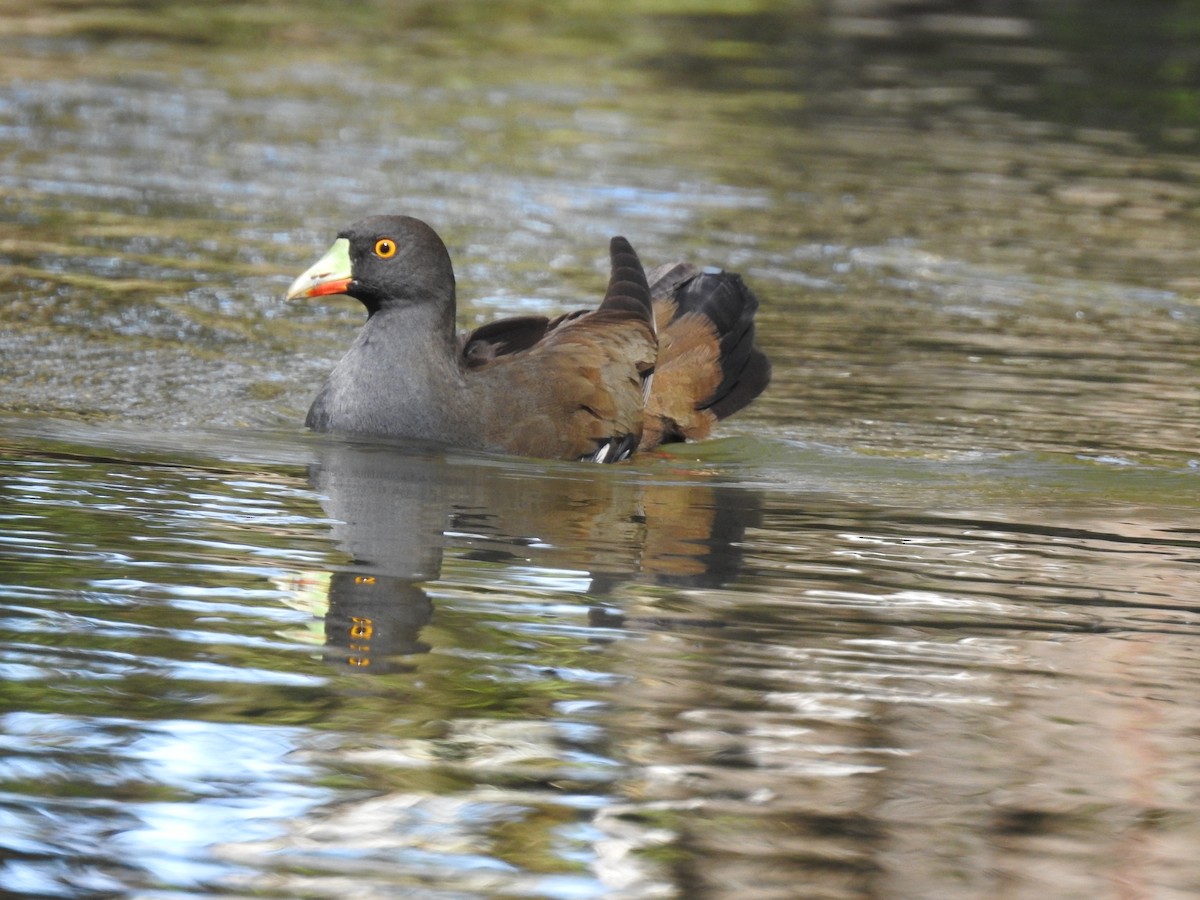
[286, 238, 353, 300]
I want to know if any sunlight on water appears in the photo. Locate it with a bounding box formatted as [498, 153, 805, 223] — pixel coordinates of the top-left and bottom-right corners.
[3, 420, 1200, 896]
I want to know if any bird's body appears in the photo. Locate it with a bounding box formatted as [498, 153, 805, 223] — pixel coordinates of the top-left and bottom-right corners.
[287, 215, 769, 462]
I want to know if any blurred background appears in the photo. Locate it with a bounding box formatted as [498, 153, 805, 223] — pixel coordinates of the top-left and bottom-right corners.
[1, 2, 1199, 898]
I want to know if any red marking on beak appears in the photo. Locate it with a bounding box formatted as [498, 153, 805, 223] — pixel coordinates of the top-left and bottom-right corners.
[304, 278, 352, 298]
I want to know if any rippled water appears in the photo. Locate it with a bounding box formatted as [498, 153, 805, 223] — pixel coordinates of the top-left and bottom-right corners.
[2, 2, 1200, 898]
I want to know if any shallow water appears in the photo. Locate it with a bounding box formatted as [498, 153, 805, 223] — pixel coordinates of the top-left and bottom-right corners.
[2, 2, 1200, 898]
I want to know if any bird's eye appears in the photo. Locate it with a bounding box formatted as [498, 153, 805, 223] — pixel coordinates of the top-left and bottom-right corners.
[374, 238, 397, 258]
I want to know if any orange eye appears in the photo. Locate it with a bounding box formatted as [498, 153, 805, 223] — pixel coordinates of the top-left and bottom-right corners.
[374, 238, 397, 258]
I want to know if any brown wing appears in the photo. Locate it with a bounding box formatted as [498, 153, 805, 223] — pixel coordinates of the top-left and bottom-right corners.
[467, 237, 657, 462]
[460, 311, 587, 366]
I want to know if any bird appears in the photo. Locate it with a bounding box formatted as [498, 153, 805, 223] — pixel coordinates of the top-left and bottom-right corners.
[286, 215, 770, 463]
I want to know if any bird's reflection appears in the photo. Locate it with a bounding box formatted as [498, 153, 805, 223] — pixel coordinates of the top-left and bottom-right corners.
[285, 438, 760, 672]
[324, 573, 433, 671]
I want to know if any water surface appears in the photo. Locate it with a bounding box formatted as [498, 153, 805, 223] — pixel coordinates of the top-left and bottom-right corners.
[2, 2, 1200, 898]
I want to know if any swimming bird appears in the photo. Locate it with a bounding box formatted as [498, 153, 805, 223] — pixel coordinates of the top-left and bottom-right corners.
[286, 215, 770, 462]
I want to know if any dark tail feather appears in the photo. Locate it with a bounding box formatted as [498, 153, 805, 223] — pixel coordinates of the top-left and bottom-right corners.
[672, 270, 771, 419]
[601, 236, 654, 329]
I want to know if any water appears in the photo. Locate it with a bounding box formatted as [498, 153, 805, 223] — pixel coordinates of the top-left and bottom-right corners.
[2, 2, 1200, 897]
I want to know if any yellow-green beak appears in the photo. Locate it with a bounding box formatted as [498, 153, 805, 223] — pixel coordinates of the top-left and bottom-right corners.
[286, 238, 353, 300]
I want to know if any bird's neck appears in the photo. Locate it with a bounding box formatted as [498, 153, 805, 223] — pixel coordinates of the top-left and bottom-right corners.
[366, 292, 457, 341]
[309, 299, 470, 441]
[356, 299, 462, 388]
